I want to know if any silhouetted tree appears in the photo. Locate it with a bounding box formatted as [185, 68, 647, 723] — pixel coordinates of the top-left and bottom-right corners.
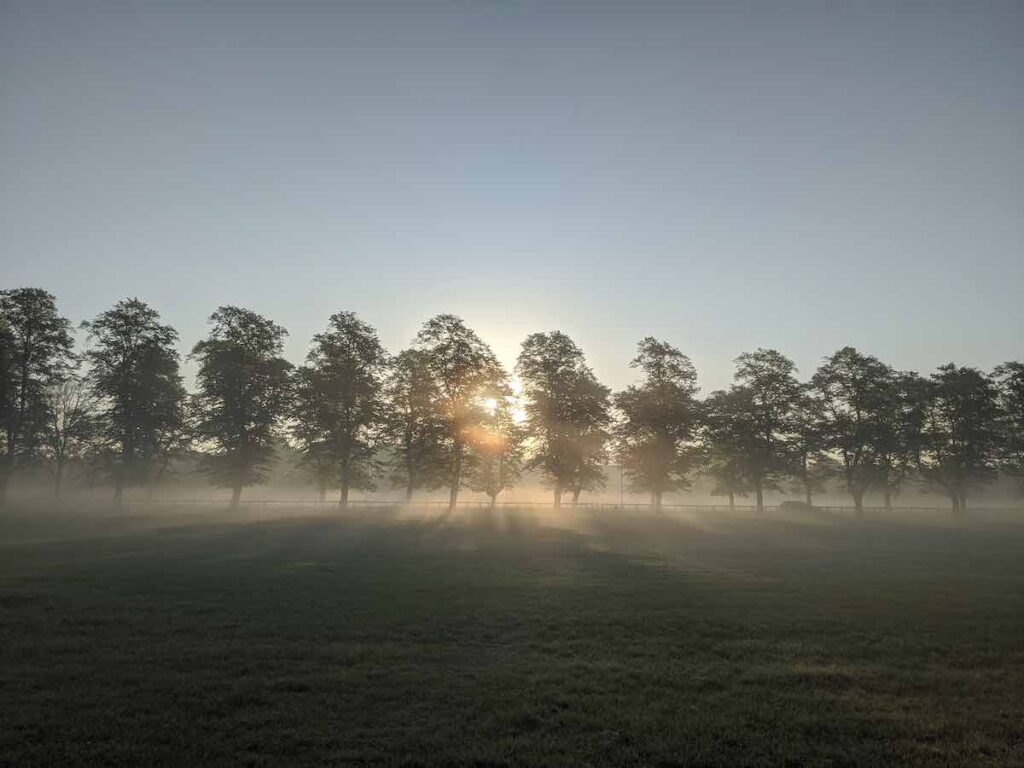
[811, 347, 897, 516]
[614, 338, 701, 511]
[702, 444, 750, 510]
[788, 392, 835, 506]
[414, 315, 505, 512]
[465, 393, 524, 509]
[191, 307, 292, 507]
[0, 288, 75, 504]
[993, 362, 1024, 494]
[517, 331, 611, 507]
[41, 374, 97, 498]
[291, 312, 388, 508]
[708, 349, 801, 513]
[383, 349, 446, 502]
[915, 364, 1000, 516]
[82, 298, 184, 505]
[872, 371, 928, 510]
[702, 388, 759, 510]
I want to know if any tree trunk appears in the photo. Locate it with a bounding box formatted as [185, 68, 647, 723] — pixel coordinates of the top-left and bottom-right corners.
[755, 483, 764, 513]
[317, 485, 326, 503]
[852, 488, 865, 519]
[230, 484, 242, 509]
[448, 443, 462, 512]
[950, 490, 960, 518]
[0, 473, 9, 507]
[553, 484, 562, 508]
[653, 490, 663, 513]
[339, 483, 350, 509]
[883, 487, 893, 511]
[489, 494, 497, 511]
[572, 487, 581, 507]
[957, 489, 968, 517]
[728, 490, 735, 511]
[805, 485, 812, 506]
[405, 484, 413, 503]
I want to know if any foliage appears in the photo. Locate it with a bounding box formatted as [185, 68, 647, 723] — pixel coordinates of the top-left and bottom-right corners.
[414, 315, 506, 510]
[811, 347, 897, 512]
[614, 337, 701, 508]
[382, 349, 447, 500]
[82, 298, 185, 503]
[191, 307, 292, 503]
[915, 364, 1001, 515]
[465, 394, 524, 506]
[0, 288, 75, 501]
[993, 361, 1024, 490]
[516, 331, 611, 506]
[41, 374, 98, 497]
[291, 312, 389, 506]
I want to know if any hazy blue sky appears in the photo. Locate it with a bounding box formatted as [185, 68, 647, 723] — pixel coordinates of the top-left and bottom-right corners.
[2, 0, 1021, 391]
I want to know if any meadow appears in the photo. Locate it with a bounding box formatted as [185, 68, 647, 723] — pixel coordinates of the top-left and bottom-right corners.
[1, 503, 1023, 766]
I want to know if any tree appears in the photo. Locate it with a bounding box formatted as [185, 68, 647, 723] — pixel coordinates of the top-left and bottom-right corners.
[465, 393, 524, 509]
[517, 331, 611, 508]
[915, 364, 1001, 516]
[0, 288, 75, 504]
[872, 371, 928, 510]
[564, 373, 612, 506]
[290, 312, 389, 508]
[412, 315, 506, 512]
[701, 443, 750, 510]
[788, 392, 835, 506]
[191, 307, 293, 507]
[993, 362, 1024, 494]
[83, 298, 185, 505]
[413, 315, 506, 512]
[41, 374, 97, 498]
[614, 338, 701, 511]
[811, 347, 896, 516]
[383, 349, 446, 502]
[709, 349, 801, 513]
[702, 388, 758, 510]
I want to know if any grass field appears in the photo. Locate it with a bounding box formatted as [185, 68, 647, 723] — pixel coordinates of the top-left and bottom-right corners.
[2, 504, 1023, 766]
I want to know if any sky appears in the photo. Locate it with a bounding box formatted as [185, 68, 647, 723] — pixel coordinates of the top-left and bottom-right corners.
[1, 0, 1021, 393]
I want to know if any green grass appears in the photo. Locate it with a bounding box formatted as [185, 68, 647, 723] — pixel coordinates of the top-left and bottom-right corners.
[2, 505, 1023, 766]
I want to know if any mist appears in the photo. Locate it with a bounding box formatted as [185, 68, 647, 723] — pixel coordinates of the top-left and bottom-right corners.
[4, 1, 1024, 765]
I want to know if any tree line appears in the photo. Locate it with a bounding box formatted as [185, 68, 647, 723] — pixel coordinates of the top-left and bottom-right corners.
[1, 288, 1022, 516]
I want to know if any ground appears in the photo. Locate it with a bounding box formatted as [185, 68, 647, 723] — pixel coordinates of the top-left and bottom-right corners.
[1, 504, 1023, 766]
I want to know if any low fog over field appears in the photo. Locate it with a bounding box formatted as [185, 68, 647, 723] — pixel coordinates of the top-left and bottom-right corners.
[3, 1, 1023, 765]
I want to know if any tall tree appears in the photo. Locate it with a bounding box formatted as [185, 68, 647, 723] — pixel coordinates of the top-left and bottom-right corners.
[993, 362, 1024, 494]
[191, 307, 293, 507]
[83, 298, 184, 505]
[702, 388, 759, 509]
[383, 349, 446, 502]
[788, 392, 835, 506]
[465, 393, 524, 510]
[413, 315, 505, 512]
[915, 364, 1001, 516]
[614, 338, 701, 511]
[41, 374, 97, 499]
[291, 312, 389, 508]
[872, 371, 928, 510]
[709, 349, 801, 513]
[517, 331, 611, 508]
[0, 288, 75, 503]
[811, 347, 896, 515]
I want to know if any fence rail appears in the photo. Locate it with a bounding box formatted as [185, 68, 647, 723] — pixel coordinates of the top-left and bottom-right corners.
[73, 497, 1021, 516]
